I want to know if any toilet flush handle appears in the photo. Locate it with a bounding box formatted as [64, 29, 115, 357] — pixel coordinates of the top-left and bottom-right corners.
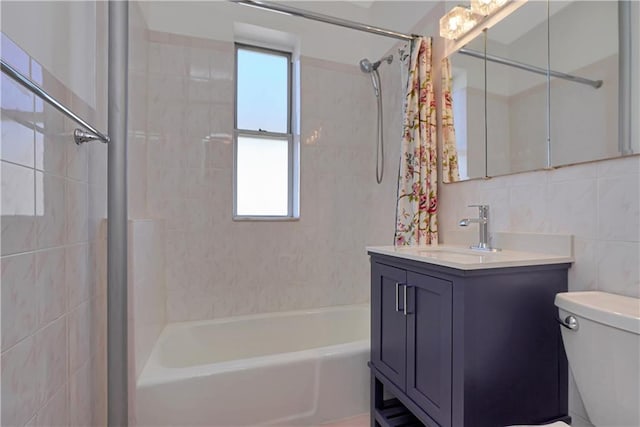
[556, 315, 579, 331]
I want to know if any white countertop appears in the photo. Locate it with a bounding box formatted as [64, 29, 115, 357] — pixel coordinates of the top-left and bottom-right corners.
[366, 245, 574, 270]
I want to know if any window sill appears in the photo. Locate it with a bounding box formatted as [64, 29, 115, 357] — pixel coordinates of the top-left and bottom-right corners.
[233, 216, 300, 222]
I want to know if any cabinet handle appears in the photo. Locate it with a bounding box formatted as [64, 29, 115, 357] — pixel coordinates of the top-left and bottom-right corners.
[395, 283, 399, 311]
[395, 282, 406, 312]
[403, 285, 412, 315]
[403, 285, 408, 315]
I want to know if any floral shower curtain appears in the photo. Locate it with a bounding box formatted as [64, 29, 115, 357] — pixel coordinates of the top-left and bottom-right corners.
[394, 37, 438, 246]
[441, 57, 460, 183]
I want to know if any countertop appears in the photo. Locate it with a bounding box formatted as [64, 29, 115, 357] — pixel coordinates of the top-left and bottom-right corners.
[366, 244, 574, 270]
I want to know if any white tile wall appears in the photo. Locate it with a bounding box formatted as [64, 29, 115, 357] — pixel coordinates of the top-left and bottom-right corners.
[129, 219, 166, 379]
[0, 27, 108, 427]
[126, 5, 162, 425]
[128, 0, 150, 221]
[134, 31, 398, 322]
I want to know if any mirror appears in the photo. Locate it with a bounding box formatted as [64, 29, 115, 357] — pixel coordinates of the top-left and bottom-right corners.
[549, 0, 633, 165]
[445, 35, 486, 181]
[485, 1, 549, 177]
[443, 0, 638, 183]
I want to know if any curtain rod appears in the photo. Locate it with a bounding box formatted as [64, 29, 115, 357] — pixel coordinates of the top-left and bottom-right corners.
[458, 48, 603, 89]
[1, 59, 110, 144]
[229, 0, 417, 41]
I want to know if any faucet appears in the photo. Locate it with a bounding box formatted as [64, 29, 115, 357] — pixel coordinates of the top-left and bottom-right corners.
[459, 205, 499, 252]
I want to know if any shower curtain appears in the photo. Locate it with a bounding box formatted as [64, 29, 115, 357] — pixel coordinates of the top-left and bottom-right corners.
[394, 37, 438, 246]
[441, 57, 460, 183]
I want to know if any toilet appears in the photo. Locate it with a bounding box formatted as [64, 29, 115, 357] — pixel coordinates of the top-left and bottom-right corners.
[514, 291, 640, 427]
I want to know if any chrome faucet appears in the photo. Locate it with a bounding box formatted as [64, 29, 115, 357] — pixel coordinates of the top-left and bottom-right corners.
[459, 205, 499, 252]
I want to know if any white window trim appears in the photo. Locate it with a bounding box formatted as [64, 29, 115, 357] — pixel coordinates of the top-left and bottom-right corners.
[233, 43, 299, 221]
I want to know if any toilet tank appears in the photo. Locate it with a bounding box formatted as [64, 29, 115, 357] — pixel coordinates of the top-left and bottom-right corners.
[555, 291, 640, 427]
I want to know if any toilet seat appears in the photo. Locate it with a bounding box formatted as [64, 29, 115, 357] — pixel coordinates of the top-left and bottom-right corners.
[508, 422, 570, 427]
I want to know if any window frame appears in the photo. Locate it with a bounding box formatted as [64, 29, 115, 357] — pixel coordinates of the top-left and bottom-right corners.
[233, 43, 297, 220]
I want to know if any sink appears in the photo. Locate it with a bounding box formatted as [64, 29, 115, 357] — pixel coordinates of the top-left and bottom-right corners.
[416, 251, 486, 264]
[396, 246, 487, 264]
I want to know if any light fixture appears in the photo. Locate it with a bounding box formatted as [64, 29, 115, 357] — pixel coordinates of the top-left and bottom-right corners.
[470, 0, 509, 16]
[440, 0, 513, 42]
[439, 6, 481, 41]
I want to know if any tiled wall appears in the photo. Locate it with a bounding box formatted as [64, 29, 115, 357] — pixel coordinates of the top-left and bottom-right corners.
[129, 219, 166, 378]
[126, 4, 169, 424]
[134, 31, 398, 322]
[1, 33, 108, 427]
[129, 1, 150, 220]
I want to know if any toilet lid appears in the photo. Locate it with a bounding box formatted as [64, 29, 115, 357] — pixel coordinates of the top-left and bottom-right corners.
[508, 422, 570, 427]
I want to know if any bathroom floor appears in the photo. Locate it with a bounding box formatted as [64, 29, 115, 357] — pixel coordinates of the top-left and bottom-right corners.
[321, 414, 370, 427]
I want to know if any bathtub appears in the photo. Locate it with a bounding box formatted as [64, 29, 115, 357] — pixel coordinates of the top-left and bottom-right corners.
[135, 304, 370, 426]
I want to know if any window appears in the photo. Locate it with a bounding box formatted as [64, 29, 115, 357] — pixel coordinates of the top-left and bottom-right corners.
[234, 44, 297, 219]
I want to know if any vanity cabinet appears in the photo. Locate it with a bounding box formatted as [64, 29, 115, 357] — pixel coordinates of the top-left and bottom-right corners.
[372, 263, 452, 426]
[369, 252, 571, 427]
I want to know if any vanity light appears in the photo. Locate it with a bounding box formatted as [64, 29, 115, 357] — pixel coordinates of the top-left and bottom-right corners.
[439, 6, 480, 40]
[470, 0, 510, 16]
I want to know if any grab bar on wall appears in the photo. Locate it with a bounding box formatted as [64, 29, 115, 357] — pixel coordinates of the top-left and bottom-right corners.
[1, 58, 110, 144]
[458, 48, 603, 89]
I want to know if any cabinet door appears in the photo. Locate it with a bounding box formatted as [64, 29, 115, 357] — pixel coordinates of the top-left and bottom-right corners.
[371, 262, 407, 390]
[406, 272, 453, 427]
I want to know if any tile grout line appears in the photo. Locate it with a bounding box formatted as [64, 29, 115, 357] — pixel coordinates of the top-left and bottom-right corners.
[1, 236, 105, 258]
[1, 285, 104, 356]
[1, 157, 95, 184]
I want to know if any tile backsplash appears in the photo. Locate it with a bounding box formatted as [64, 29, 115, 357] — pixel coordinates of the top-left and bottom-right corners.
[439, 157, 640, 299]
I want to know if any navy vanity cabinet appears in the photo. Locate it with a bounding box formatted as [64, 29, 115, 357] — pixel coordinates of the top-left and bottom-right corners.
[371, 263, 453, 427]
[405, 272, 452, 427]
[371, 263, 408, 390]
[369, 253, 571, 427]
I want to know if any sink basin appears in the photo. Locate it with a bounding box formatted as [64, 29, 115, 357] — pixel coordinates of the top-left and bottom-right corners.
[367, 244, 574, 270]
[396, 246, 487, 264]
[417, 251, 486, 264]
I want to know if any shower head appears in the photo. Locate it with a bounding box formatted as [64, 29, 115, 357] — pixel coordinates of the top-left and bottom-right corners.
[359, 55, 393, 74]
[359, 58, 374, 73]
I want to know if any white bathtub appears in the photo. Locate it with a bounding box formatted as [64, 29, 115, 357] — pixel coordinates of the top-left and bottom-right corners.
[135, 305, 370, 426]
